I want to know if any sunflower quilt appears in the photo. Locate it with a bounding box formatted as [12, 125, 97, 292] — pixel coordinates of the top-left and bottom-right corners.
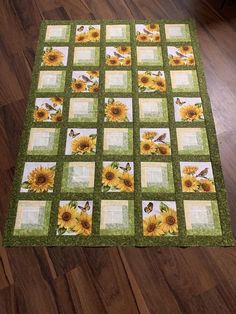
[4, 20, 233, 246]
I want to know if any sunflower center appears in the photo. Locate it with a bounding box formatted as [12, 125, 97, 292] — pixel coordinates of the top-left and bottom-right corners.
[155, 80, 164, 87]
[79, 142, 89, 150]
[185, 180, 193, 187]
[62, 212, 72, 221]
[187, 110, 196, 117]
[121, 46, 127, 52]
[141, 76, 149, 83]
[110, 59, 117, 64]
[48, 54, 56, 61]
[111, 107, 121, 115]
[37, 111, 45, 117]
[201, 183, 210, 191]
[125, 59, 131, 65]
[141, 35, 147, 40]
[149, 24, 156, 29]
[91, 31, 99, 38]
[166, 216, 176, 226]
[147, 223, 156, 233]
[159, 146, 167, 154]
[75, 83, 82, 88]
[36, 175, 47, 184]
[124, 179, 132, 187]
[183, 46, 188, 51]
[92, 86, 99, 92]
[81, 220, 90, 229]
[174, 59, 180, 64]
[143, 143, 151, 150]
[106, 172, 114, 180]
[55, 115, 62, 121]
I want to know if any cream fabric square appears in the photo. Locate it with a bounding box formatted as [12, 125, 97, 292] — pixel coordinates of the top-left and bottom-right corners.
[14, 201, 46, 229]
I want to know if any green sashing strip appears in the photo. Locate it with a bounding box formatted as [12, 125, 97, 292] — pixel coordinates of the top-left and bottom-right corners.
[3, 19, 234, 246]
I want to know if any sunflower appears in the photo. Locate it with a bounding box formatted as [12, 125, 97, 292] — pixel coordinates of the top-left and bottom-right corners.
[146, 23, 159, 32]
[143, 215, 164, 236]
[140, 140, 156, 155]
[152, 33, 161, 42]
[169, 56, 184, 66]
[33, 108, 49, 122]
[75, 33, 89, 43]
[157, 144, 171, 155]
[182, 175, 198, 192]
[182, 166, 198, 175]
[71, 136, 96, 155]
[186, 56, 195, 66]
[117, 46, 131, 55]
[136, 33, 150, 42]
[73, 212, 92, 236]
[88, 28, 100, 41]
[117, 172, 134, 192]
[87, 71, 99, 78]
[159, 208, 178, 233]
[71, 79, 87, 92]
[138, 73, 153, 88]
[89, 83, 99, 93]
[50, 97, 63, 105]
[150, 76, 166, 92]
[42, 49, 64, 66]
[58, 204, 78, 229]
[27, 166, 55, 192]
[122, 56, 131, 66]
[178, 46, 193, 55]
[105, 101, 128, 122]
[106, 56, 120, 66]
[51, 112, 62, 122]
[102, 166, 119, 187]
[179, 105, 203, 121]
[142, 131, 157, 140]
[199, 179, 215, 192]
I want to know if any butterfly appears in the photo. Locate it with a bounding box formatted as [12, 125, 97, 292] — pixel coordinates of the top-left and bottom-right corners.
[77, 26, 84, 32]
[154, 133, 166, 143]
[175, 98, 186, 106]
[69, 129, 80, 138]
[78, 201, 90, 212]
[153, 71, 162, 77]
[144, 202, 153, 214]
[120, 162, 131, 172]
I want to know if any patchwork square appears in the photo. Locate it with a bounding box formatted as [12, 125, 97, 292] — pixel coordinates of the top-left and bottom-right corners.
[170, 70, 199, 92]
[165, 24, 191, 42]
[71, 71, 99, 93]
[173, 97, 204, 122]
[137, 47, 163, 66]
[100, 200, 134, 235]
[45, 25, 71, 42]
[176, 128, 209, 155]
[65, 128, 97, 155]
[140, 128, 171, 156]
[106, 46, 131, 66]
[104, 98, 133, 122]
[73, 47, 100, 66]
[37, 71, 66, 92]
[34, 97, 63, 122]
[105, 71, 132, 92]
[139, 98, 168, 122]
[61, 162, 95, 193]
[106, 25, 130, 42]
[103, 128, 133, 155]
[138, 71, 166, 93]
[41, 47, 68, 66]
[136, 23, 161, 42]
[68, 98, 98, 122]
[27, 128, 60, 155]
[168, 45, 195, 66]
[141, 162, 175, 193]
[75, 24, 100, 43]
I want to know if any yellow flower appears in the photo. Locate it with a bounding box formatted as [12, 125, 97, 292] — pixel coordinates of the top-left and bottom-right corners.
[58, 204, 78, 229]
[117, 172, 134, 192]
[183, 166, 198, 175]
[199, 179, 215, 193]
[71, 136, 96, 155]
[105, 101, 128, 122]
[51, 112, 62, 122]
[42, 49, 64, 66]
[27, 166, 55, 192]
[88, 28, 100, 41]
[50, 97, 63, 105]
[122, 56, 131, 66]
[102, 166, 120, 187]
[106, 56, 120, 66]
[169, 56, 184, 66]
[152, 33, 161, 42]
[186, 56, 195, 66]
[117, 46, 131, 55]
[178, 46, 193, 55]
[33, 108, 49, 122]
[140, 140, 156, 155]
[75, 33, 89, 43]
[150, 76, 166, 92]
[73, 212, 92, 236]
[182, 175, 198, 192]
[159, 208, 178, 234]
[142, 131, 157, 140]
[89, 83, 99, 93]
[146, 23, 159, 32]
[136, 33, 150, 42]
[157, 144, 171, 155]
[143, 215, 164, 236]
[138, 73, 153, 88]
[179, 105, 203, 121]
[87, 70, 99, 78]
[71, 79, 87, 92]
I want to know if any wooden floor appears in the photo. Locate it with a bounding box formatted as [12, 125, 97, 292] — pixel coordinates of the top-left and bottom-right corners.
[0, 0, 236, 313]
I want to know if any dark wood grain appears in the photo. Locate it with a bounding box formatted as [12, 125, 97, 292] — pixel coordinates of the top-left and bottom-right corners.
[0, 0, 236, 313]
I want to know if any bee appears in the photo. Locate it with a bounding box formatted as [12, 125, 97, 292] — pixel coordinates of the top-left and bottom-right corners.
[154, 133, 166, 143]
[77, 26, 84, 32]
[175, 98, 186, 106]
[144, 202, 153, 214]
[69, 129, 80, 138]
[120, 162, 131, 172]
[78, 201, 90, 212]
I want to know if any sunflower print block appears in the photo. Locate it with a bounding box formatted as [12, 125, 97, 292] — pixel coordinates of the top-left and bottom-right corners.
[41, 47, 68, 66]
[65, 128, 97, 155]
[142, 201, 178, 237]
[180, 162, 216, 193]
[173, 97, 204, 122]
[136, 23, 161, 42]
[140, 128, 171, 156]
[57, 200, 93, 236]
[104, 98, 132, 122]
[33, 97, 63, 122]
[71, 71, 99, 93]
[168, 45, 195, 66]
[102, 161, 134, 193]
[106, 46, 131, 66]
[138, 71, 166, 93]
[75, 25, 100, 43]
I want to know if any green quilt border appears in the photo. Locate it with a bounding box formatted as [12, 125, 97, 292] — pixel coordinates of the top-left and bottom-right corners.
[3, 19, 234, 247]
